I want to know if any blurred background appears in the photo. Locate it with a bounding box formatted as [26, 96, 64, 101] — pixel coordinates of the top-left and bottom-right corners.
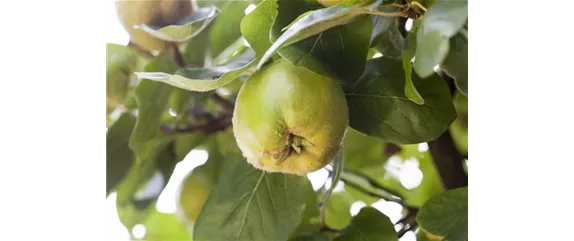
[106, 1, 438, 240]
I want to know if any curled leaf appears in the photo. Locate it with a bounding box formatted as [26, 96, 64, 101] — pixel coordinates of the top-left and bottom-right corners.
[134, 6, 219, 43]
[257, 0, 385, 69]
[136, 49, 257, 92]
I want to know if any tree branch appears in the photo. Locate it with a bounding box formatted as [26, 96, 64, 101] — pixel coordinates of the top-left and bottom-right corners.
[383, 142, 402, 157]
[428, 130, 468, 189]
[211, 93, 235, 113]
[342, 170, 404, 199]
[160, 115, 232, 134]
[397, 222, 418, 238]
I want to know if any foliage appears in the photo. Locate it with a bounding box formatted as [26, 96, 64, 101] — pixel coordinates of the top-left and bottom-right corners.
[107, 0, 468, 240]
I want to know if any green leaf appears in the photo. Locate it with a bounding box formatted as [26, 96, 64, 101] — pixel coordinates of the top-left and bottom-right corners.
[270, 0, 320, 42]
[441, 31, 468, 96]
[196, 132, 233, 186]
[444, 222, 467, 241]
[129, 51, 178, 162]
[174, 133, 208, 161]
[135, 6, 219, 43]
[416, 187, 468, 239]
[343, 128, 385, 172]
[193, 157, 310, 241]
[107, 44, 138, 112]
[136, 49, 257, 92]
[240, 0, 279, 55]
[413, 0, 468, 78]
[290, 233, 332, 241]
[290, 179, 321, 239]
[142, 209, 192, 241]
[157, 142, 181, 193]
[182, 24, 211, 67]
[117, 138, 173, 206]
[163, 88, 191, 125]
[209, 1, 251, 57]
[115, 139, 175, 231]
[323, 191, 354, 229]
[107, 113, 136, 196]
[267, 0, 372, 84]
[335, 207, 398, 241]
[213, 128, 244, 156]
[286, 15, 373, 85]
[257, 0, 384, 69]
[346, 57, 456, 144]
[212, 37, 250, 66]
[370, 14, 404, 59]
[402, 21, 424, 105]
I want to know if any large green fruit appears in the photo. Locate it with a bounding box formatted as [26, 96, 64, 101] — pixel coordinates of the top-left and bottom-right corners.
[115, 0, 194, 52]
[177, 169, 211, 223]
[232, 59, 349, 175]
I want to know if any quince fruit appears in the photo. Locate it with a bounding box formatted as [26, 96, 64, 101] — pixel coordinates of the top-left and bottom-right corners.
[177, 169, 210, 222]
[232, 59, 348, 175]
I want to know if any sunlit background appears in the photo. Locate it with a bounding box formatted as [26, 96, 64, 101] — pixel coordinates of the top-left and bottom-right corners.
[106, 2, 424, 240]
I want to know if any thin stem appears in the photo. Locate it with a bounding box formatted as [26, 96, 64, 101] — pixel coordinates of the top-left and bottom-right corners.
[336, 171, 419, 210]
[342, 170, 404, 198]
[398, 222, 418, 238]
[409, 1, 427, 12]
[211, 93, 235, 113]
[319, 149, 344, 230]
[396, 203, 419, 237]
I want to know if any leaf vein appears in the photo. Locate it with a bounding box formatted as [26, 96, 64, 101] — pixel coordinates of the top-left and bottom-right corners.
[236, 172, 266, 239]
[348, 97, 409, 142]
[295, 33, 323, 66]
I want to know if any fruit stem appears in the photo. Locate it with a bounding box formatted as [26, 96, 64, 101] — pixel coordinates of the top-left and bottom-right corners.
[275, 134, 308, 165]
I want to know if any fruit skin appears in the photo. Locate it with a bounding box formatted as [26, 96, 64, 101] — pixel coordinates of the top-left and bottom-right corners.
[232, 58, 349, 176]
[115, 0, 194, 52]
[177, 169, 211, 223]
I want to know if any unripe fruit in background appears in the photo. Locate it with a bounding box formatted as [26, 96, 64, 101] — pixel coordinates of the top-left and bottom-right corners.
[115, 0, 194, 52]
[232, 59, 349, 175]
[177, 169, 210, 223]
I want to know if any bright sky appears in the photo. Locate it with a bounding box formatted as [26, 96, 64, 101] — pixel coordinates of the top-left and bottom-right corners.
[106, 2, 422, 240]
